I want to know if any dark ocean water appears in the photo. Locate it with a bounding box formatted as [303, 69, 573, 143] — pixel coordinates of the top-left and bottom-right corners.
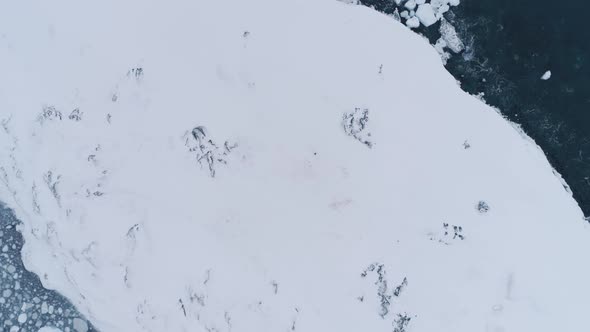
[361, 0, 590, 217]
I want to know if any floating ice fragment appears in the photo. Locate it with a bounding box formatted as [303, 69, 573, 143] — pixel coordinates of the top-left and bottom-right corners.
[541, 70, 552, 80]
[38, 328, 63, 332]
[406, 16, 420, 28]
[41, 302, 48, 314]
[439, 18, 464, 53]
[392, 8, 401, 21]
[17, 313, 27, 323]
[72, 318, 88, 332]
[416, 4, 437, 27]
[404, 0, 416, 10]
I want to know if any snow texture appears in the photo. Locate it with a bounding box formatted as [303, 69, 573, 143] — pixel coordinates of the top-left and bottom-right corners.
[1, 0, 589, 331]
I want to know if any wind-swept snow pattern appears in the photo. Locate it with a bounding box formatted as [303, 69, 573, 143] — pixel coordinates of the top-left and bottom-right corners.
[1, 0, 590, 331]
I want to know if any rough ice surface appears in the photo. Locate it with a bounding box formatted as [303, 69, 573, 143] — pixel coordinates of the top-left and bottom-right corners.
[1, 0, 590, 331]
[434, 38, 452, 64]
[435, 16, 466, 62]
[541, 70, 552, 80]
[440, 18, 465, 53]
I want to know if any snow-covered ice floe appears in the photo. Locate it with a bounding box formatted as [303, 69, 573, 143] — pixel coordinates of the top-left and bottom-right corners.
[1, 0, 589, 331]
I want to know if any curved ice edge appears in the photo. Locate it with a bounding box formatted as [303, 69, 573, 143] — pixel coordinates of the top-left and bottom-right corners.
[2, 0, 588, 330]
[0, 203, 96, 332]
[341, 0, 587, 221]
[471, 93, 583, 218]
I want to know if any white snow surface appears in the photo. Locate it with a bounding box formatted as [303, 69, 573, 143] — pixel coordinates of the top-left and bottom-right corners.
[1, 0, 590, 331]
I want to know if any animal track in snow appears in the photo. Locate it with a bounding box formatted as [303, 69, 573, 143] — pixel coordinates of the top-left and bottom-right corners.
[342, 108, 373, 148]
[184, 126, 237, 177]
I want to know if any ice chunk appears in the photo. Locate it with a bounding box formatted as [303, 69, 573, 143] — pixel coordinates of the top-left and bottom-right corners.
[38, 328, 63, 332]
[404, 0, 416, 10]
[430, 0, 446, 8]
[41, 302, 48, 314]
[392, 8, 401, 22]
[416, 4, 437, 27]
[449, 0, 460, 5]
[416, 0, 425, 4]
[72, 318, 89, 332]
[431, 0, 450, 17]
[406, 16, 420, 28]
[434, 5, 450, 19]
[434, 38, 451, 64]
[439, 18, 464, 53]
[17, 313, 27, 324]
[541, 70, 552, 80]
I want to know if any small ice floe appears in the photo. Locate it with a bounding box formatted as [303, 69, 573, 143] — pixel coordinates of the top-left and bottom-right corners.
[406, 16, 420, 28]
[416, 4, 437, 27]
[404, 0, 417, 10]
[38, 328, 64, 332]
[541, 70, 552, 80]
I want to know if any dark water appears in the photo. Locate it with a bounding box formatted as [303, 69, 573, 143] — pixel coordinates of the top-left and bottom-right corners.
[361, 0, 590, 217]
[0, 203, 96, 332]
